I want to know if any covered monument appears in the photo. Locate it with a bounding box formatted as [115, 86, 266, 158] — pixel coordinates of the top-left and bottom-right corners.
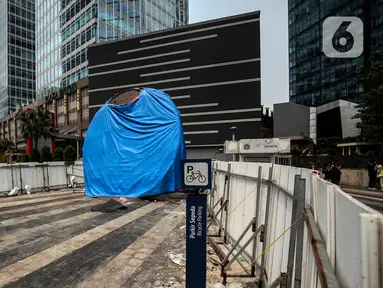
[83, 88, 186, 198]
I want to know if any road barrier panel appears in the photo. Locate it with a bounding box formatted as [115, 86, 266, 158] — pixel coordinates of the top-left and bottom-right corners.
[209, 161, 381, 288]
[0, 162, 84, 195]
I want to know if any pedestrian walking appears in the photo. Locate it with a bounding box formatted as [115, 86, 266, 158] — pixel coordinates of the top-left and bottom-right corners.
[376, 164, 383, 190]
[323, 161, 332, 181]
[367, 161, 377, 189]
[333, 161, 342, 185]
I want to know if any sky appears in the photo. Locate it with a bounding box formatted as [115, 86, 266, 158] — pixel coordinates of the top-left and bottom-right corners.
[189, 0, 289, 109]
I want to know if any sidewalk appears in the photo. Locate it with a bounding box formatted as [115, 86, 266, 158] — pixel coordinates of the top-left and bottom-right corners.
[341, 186, 383, 213]
[341, 186, 383, 198]
[0, 190, 233, 288]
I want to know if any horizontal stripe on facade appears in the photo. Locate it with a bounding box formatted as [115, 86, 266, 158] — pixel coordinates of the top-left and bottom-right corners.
[89, 78, 260, 94]
[118, 34, 218, 55]
[181, 108, 261, 117]
[140, 18, 260, 43]
[140, 58, 260, 77]
[183, 118, 261, 126]
[184, 130, 219, 135]
[88, 50, 190, 70]
[89, 77, 191, 93]
[89, 59, 191, 77]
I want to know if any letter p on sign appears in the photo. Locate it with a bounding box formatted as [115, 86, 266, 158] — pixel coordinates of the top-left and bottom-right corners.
[181, 159, 212, 189]
[187, 166, 194, 174]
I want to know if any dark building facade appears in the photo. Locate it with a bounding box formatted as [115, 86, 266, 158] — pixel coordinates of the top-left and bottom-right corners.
[289, 0, 383, 107]
[88, 12, 261, 148]
[274, 100, 359, 144]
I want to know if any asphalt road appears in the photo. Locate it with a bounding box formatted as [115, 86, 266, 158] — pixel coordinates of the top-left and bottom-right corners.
[341, 187, 383, 212]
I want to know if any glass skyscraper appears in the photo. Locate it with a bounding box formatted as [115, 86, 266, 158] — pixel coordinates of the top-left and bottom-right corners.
[370, 0, 383, 51]
[0, 0, 36, 118]
[35, 0, 62, 100]
[289, 0, 383, 107]
[36, 0, 189, 100]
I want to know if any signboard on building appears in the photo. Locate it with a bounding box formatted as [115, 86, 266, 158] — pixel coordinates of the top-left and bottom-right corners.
[224, 140, 239, 155]
[76, 89, 80, 111]
[181, 159, 212, 189]
[238, 138, 291, 154]
[63, 95, 67, 115]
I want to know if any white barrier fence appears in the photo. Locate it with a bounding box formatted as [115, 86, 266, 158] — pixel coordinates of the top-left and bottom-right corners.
[66, 162, 85, 188]
[1, 159, 381, 287]
[0, 161, 84, 195]
[210, 161, 383, 288]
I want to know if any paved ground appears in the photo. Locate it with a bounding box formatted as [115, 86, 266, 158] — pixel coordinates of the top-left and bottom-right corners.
[0, 190, 192, 288]
[341, 186, 383, 212]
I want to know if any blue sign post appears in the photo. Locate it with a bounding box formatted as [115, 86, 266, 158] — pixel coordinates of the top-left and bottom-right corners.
[181, 159, 211, 288]
[186, 193, 207, 288]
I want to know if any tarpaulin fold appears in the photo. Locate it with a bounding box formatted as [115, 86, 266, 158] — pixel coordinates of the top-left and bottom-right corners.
[83, 88, 186, 198]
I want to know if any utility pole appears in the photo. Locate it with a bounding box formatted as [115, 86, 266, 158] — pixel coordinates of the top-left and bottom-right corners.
[230, 126, 237, 161]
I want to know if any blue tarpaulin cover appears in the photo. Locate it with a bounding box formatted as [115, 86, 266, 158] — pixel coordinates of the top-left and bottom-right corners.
[83, 88, 186, 198]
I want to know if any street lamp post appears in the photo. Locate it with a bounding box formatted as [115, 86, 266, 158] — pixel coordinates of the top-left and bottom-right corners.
[230, 126, 237, 161]
[216, 148, 223, 161]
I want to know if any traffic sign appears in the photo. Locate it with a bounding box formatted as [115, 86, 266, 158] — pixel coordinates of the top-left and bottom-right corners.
[181, 159, 212, 189]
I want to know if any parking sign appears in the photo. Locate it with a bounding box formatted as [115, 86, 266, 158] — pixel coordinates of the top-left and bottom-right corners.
[181, 159, 212, 189]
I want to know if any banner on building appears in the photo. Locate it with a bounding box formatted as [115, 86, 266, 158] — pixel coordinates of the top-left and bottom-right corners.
[76, 89, 80, 111]
[223, 140, 239, 154]
[64, 95, 67, 115]
[238, 138, 291, 154]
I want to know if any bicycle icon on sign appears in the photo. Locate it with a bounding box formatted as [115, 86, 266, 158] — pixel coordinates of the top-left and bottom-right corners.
[186, 170, 207, 183]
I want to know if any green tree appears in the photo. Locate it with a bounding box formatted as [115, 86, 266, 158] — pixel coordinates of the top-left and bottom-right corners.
[0, 139, 13, 152]
[316, 137, 341, 155]
[0, 139, 13, 163]
[63, 145, 76, 162]
[53, 147, 64, 161]
[29, 148, 41, 162]
[17, 153, 29, 162]
[354, 50, 383, 142]
[17, 107, 57, 149]
[40, 145, 53, 162]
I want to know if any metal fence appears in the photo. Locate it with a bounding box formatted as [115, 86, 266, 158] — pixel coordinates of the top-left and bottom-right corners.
[208, 161, 383, 288]
[66, 162, 85, 191]
[0, 161, 84, 195]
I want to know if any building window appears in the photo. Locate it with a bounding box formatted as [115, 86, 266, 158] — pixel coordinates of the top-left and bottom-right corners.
[68, 92, 78, 124]
[57, 97, 65, 127]
[81, 87, 89, 121]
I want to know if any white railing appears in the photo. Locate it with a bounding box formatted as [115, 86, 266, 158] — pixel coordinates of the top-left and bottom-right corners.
[210, 161, 382, 288]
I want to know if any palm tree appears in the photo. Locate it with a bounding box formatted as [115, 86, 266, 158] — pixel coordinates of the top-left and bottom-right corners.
[18, 107, 57, 149]
[0, 138, 13, 152]
[0, 138, 13, 163]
